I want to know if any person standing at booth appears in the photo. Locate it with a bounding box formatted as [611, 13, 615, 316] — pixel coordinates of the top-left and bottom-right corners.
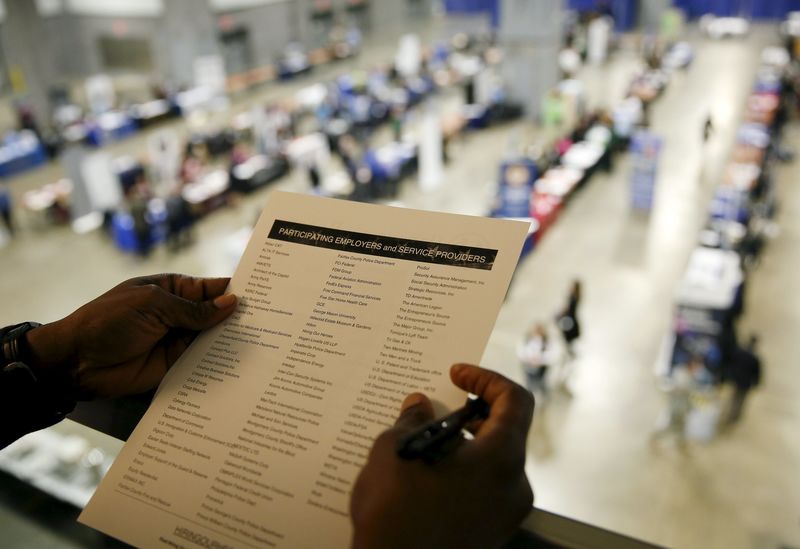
[518, 323, 552, 398]
[722, 335, 762, 426]
[128, 177, 153, 257]
[651, 355, 707, 450]
[0, 181, 14, 237]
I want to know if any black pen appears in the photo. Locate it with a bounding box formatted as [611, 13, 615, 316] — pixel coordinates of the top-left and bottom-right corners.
[396, 397, 490, 463]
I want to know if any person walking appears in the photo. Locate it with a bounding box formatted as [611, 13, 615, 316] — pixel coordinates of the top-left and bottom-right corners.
[722, 335, 762, 425]
[557, 280, 582, 358]
[0, 181, 14, 237]
[307, 162, 321, 191]
[703, 115, 714, 142]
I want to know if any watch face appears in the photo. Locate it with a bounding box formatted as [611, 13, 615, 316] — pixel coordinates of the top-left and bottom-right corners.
[506, 164, 531, 187]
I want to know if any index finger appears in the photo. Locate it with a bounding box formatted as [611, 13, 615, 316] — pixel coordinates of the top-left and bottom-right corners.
[450, 363, 534, 448]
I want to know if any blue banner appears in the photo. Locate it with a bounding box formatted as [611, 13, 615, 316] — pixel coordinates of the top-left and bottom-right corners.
[673, 0, 800, 19]
[445, 0, 637, 30]
[630, 131, 662, 211]
[493, 159, 538, 218]
[567, 0, 637, 31]
[442, 0, 501, 26]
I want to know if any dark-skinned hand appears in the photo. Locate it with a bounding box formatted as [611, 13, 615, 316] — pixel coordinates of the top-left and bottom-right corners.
[351, 363, 534, 549]
[23, 274, 236, 400]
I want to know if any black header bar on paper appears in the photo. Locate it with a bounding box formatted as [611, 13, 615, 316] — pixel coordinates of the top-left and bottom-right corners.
[268, 220, 497, 271]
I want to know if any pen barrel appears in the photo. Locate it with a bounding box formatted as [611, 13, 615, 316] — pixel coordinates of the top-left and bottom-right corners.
[396, 398, 490, 461]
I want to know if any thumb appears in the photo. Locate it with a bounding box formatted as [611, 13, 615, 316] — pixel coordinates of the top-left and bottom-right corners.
[149, 287, 238, 331]
[393, 392, 435, 433]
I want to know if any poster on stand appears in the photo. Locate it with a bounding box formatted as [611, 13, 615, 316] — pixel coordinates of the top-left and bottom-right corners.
[85, 74, 115, 115]
[630, 131, 662, 212]
[493, 159, 538, 218]
[194, 55, 227, 97]
[396, 34, 421, 78]
[587, 16, 612, 65]
[419, 101, 443, 191]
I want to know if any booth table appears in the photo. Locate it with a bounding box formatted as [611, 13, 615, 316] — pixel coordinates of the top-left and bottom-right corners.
[662, 42, 694, 71]
[752, 69, 782, 94]
[365, 141, 417, 184]
[129, 99, 177, 128]
[731, 144, 766, 165]
[745, 93, 780, 124]
[230, 155, 289, 194]
[561, 141, 605, 172]
[277, 46, 312, 80]
[534, 167, 584, 199]
[737, 122, 771, 150]
[21, 179, 73, 228]
[723, 162, 761, 191]
[0, 131, 48, 177]
[182, 170, 230, 213]
[530, 191, 564, 240]
[85, 111, 138, 146]
[463, 104, 490, 129]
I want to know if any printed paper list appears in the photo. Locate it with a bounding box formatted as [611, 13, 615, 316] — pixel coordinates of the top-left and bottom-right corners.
[80, 192, 528, 549]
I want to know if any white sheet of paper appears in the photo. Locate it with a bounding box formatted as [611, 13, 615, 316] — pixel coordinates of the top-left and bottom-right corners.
[79, 191, 529, 548]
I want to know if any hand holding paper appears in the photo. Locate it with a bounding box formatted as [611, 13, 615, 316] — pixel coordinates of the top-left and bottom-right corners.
[80, 192, 531, 548]
[351, 363, 534, 549]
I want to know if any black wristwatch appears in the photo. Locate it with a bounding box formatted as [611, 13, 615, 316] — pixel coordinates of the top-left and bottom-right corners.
[1, 321, 42, 366]
[1, 322, 76, 448]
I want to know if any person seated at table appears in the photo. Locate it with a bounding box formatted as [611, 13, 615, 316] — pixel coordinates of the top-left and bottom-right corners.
[337, 133, 362, 181]
[229, 140, 250, 167]
[127, 176, 154, 258]
[165, 188, 194, 252]
[350, 165, 375, 202]
[180, 144, 207, 185]
[16, 103, 42, 141]
[555, 137, 573, 157]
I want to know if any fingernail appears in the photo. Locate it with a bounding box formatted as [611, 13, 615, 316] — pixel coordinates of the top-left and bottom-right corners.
[451, 363, 465, 375]
[402, 392, 427, 409]
[213, 294, 237, 309]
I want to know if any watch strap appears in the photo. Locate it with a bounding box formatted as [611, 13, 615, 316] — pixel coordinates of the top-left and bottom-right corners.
[1, 322, 42, 366]
[1, 323, 75, 448]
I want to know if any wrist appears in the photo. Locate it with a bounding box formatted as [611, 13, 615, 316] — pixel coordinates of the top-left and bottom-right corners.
[23, 321, 79, 389]
[0, 322, 78, 442]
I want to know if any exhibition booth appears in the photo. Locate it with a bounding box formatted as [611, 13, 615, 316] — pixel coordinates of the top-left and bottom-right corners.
[660, 46, 786, 441]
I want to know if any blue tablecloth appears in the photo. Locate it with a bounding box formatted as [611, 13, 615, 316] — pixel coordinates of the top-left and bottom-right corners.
[709, 187, 749, 224]
[0, 132, 47, 177]
[111, 205, 167, 253]
[364, 142, 417, 182]
[737, 122, 770, 149]
[85, 114, 138, 147]
[463, 104, 490, 129]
